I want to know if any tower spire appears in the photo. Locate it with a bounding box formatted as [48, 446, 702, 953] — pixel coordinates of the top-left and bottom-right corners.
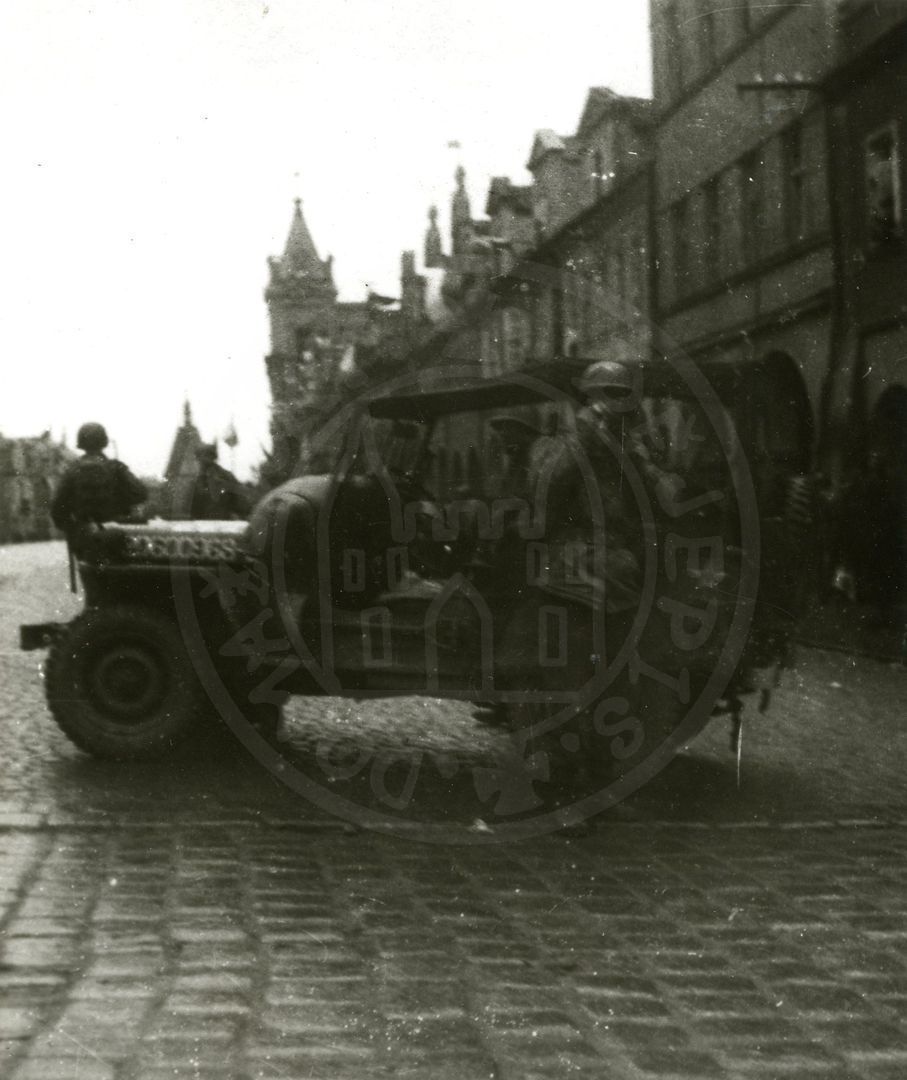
[451, 166, 471, 256]
[283, 197, 323, 274]
[424, 205, 444, 268]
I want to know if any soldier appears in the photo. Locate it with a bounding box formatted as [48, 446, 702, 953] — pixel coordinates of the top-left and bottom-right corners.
[51, 422, 148, 551]
[540, 357, 664, 614]
[190, 443, 250, 520]
[497, 357, 667, 799]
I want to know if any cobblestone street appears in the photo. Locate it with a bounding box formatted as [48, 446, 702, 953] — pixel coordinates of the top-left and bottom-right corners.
[2, 542, 907, 1079]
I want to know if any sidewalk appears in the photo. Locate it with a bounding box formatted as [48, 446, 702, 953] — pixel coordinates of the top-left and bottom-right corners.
[796, 599, 907, 665]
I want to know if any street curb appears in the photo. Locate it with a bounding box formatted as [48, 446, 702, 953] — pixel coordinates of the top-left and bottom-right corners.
[796, 635, 907, 666]
[0, 813, 905, 834]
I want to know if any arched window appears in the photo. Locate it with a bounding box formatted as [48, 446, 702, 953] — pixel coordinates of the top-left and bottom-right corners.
[450, 451, 464, 490]
[467, 447, 481, 488]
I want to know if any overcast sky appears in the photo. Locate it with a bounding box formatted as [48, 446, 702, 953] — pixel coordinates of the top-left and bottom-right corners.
[1, 0, 651, 480]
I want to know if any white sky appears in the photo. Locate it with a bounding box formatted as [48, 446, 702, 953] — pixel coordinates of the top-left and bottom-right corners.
[1, 0, 651, 480]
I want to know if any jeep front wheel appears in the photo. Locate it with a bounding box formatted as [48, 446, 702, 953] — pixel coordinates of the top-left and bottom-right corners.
[45, 605, 207, 760]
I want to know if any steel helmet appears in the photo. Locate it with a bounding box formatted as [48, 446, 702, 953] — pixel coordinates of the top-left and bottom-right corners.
[76, 422, 109, 452]
[577, 359, 635, 394]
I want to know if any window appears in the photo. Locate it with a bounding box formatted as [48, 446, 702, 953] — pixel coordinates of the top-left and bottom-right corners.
[627, 235, 645, 313]
[592, 150, 604, 198]
[703, 176, 722, 276]
[664, 1, 684, 99]
[700, 8, 717, 71]
[865, 123, 903, 245]
[581, 275, 594, 336]
[671, 196, 691, 296]
[615, 246, 627, 312]
[741, 0, 753, 34]
[564, 270, 580, 333]
[739, 151, 764, 264]
[603, 249, 620, 325]
[505, 309, 530, 369]
[782, 123, 808, 243]
[294, 325, 313, 358]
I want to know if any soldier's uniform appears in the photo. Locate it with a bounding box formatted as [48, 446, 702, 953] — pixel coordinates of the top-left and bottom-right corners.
[51, 423, 147, 552]
[190, 446, 249, 520]
[538, 366, 665, 616]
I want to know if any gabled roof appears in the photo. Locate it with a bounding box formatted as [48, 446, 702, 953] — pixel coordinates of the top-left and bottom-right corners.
[527, 129, 571, 170]
[164, 402, 201, 481]
[577, 87, 654, 137]
[485, 177, 534, 217]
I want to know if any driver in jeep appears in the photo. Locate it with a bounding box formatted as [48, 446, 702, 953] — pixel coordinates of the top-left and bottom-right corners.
[498, 357, 671, 795]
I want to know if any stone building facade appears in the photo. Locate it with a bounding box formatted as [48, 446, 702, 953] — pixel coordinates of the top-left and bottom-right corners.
[650, 0, 837, 477]
[824, 1, 907, 469]
[645, 0, 907, 606]
[417, 91, 655, 498]
[648, 0, 907, 484]
[523, 88, 654, 366]
[0, 433, 74, 544]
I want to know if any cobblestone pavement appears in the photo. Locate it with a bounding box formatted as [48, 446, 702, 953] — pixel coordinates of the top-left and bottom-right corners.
[1, 542, 907, 1079]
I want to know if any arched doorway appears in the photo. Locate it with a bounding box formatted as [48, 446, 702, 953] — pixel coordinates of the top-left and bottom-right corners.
[837, 383, 907, 612]
[868, 385, 907, 608]
[740, 352, 813, 516]
[870, 384, 907, 470]
[748, 352, 813, 473]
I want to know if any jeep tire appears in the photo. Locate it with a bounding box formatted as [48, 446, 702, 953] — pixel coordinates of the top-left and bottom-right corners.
[45, 604, 207, 759]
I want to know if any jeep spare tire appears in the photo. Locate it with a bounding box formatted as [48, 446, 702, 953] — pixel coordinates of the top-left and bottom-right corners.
[45, 605, 207, 759]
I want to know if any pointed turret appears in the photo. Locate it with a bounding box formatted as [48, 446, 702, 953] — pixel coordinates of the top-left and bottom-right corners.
[163, 399, 203, 516]
[451, 166, 472, 256]
[282, 198, 327, 277]
[266, 197, 337, 312]
[424, 206, 444, 268]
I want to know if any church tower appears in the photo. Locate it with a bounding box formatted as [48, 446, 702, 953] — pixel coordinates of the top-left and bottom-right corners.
[266, 198, 338, 358]
[265, 198, 342, 478]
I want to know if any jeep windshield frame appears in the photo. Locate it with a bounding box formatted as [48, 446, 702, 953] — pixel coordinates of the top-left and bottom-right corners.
[321, 355, 797, 509]
[364, 358, 749, 423]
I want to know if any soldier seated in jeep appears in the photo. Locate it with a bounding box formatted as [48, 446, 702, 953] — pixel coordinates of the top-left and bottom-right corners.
[51, 422, 148, 556]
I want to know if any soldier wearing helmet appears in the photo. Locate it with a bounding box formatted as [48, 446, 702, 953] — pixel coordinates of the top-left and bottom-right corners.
[51, 422, 148, 553]
[190, 442, 250, 520]
[537, 350, 666, 615]
[494, 351, 664, 790]
[574, 358, 645, 452]
[75, 422, 110, 453]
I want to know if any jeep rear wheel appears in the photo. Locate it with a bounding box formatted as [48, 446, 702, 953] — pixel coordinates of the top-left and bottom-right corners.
[45, 605, 207, 759]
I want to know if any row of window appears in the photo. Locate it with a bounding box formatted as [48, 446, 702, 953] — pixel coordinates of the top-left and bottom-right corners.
[560, 236, 648, 342]
[668, 117, 824, 300]
[661, 0, 764, 103]
[667, 115, 904, 301]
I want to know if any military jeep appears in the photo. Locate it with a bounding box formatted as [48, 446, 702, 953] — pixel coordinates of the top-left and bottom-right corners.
[22, 358, 814, 791]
